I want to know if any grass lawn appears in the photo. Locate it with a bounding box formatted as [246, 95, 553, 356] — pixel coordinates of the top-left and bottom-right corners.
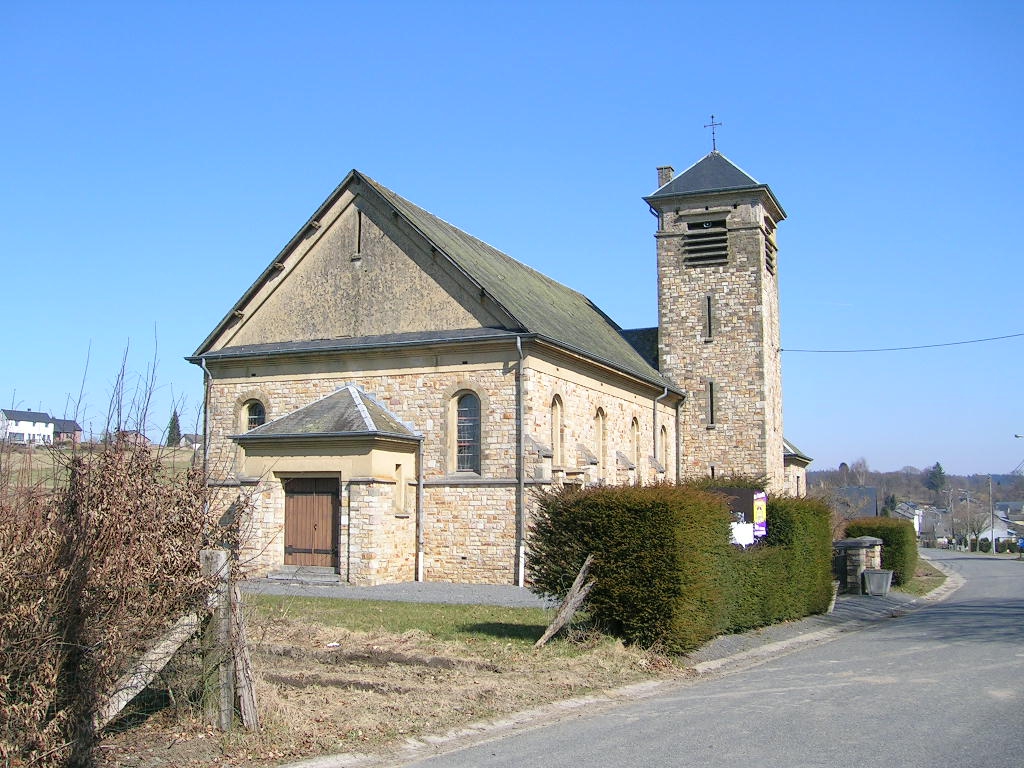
[249, 593, 553, 646]
[896, 557, 947, 596]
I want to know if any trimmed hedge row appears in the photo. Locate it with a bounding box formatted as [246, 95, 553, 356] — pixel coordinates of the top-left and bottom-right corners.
[727, 496, 834, 632]
[843, 517, 918, 585]
[527, 484, 833, 652]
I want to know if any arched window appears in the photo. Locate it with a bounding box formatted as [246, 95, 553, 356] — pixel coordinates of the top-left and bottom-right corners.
[594, 408, 607, 480]
[660, 425, 669, 467]
[550, 396, 564, 467]
[245, 400, 266, 431]
[455, 392, 481, 473]
[631, 417, 641, 470]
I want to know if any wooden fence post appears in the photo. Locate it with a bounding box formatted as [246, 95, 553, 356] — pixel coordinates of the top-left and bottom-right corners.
[200, 548, 234, 731]
[230, 583, 260, 730]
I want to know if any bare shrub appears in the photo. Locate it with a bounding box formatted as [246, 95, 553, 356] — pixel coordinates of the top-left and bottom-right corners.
[0, 434, 241, 767]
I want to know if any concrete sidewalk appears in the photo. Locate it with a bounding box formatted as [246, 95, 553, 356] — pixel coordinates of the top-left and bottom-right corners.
[684, 555, 962, 672]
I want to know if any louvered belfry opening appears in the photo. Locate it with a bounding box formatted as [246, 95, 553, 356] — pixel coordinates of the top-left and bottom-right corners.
[683, 219, 729, 267]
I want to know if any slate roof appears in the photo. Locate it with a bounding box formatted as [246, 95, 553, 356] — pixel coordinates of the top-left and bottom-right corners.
[1, 409, 52, 424]
[360, 173, 671, 389]
[233, 384, 419, 441]
[783, 437, 813, 464]
[646, 151, 785, 216]
[618, 327, 659, 370]
[52, 418, 82, 433]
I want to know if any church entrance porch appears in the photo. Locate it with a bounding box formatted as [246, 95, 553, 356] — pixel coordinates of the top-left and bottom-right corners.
[283, 477, 340, 568]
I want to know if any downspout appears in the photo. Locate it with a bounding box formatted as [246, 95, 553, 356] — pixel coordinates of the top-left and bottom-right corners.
[515, 336, 526, 587]
[199, 357, 212, 477]
[654, 386, 669, 470]
[416, 437, 425, 582]
[675, 394, 685, 482]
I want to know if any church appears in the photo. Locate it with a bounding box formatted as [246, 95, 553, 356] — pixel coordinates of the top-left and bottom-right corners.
[189, 150, 811, 585]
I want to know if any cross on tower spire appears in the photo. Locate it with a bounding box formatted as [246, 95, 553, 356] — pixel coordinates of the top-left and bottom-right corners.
[704, 114, 722, 152]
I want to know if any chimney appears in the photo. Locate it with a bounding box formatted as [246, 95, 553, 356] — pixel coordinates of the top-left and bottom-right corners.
[657, 165, 674, 188]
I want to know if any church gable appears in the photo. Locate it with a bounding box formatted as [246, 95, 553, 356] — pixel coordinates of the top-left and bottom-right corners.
[197, 170, 667, 390]
[199, 175, 514, 354]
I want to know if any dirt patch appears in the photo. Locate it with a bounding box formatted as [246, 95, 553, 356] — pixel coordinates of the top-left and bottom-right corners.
[95, 617, 678, 767]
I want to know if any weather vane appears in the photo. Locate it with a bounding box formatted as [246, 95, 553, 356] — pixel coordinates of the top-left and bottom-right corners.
[704, 114, 722, 152]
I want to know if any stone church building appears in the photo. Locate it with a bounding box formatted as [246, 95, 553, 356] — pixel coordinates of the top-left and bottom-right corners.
[190, 150, 811, 585]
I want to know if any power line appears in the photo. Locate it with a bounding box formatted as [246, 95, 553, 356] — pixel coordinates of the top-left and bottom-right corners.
[782, 331, 1024, 354]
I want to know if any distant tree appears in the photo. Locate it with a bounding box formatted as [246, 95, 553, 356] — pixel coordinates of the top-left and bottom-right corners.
[881, 493, 897, 516]
[166, 410, 181, 447]
[850, 457, 870, 485]
[923, 462, 947, 495]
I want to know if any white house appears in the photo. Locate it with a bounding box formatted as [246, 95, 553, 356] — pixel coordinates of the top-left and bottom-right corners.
[0, 409, 54, 445]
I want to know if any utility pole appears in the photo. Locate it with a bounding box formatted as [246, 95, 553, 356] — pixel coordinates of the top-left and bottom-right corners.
[989, 474, 996, 555]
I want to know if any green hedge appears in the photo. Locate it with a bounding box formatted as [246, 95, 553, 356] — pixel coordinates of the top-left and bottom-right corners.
[528, 484, 833, 652]
[726, 496, 833, 631]
[844, 517, 918, 585]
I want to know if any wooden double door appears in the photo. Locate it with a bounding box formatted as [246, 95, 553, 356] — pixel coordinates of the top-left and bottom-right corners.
[284, 478, 340, 567]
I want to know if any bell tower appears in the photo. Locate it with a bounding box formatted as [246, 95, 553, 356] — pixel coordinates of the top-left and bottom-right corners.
[644, 151, 786, 490]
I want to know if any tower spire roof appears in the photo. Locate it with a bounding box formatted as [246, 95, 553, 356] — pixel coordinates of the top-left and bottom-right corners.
[645, 151, 785, 218]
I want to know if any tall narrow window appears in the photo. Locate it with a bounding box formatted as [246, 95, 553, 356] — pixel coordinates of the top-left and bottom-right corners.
[707, 381, 716, 428]
[703, 294, 714, 341]
[595, 408, 607, 480]
[550, 396, 564, 467]
[660, 425, 669, 466]
[456, 393, 481, 473]
[631, 418, 641, 470]
[246, 401, 266, 431]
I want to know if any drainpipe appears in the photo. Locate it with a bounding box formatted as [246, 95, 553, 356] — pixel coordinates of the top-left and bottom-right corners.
[675, 394, 685, 482]
[416, 437, 425, 581]
[654, 386, 669, 471]
[199, 357, 212, 477]
[515, 336, 526, 587]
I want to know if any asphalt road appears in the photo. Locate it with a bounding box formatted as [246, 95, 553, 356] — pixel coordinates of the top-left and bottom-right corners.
[392, 550, 1024, 768]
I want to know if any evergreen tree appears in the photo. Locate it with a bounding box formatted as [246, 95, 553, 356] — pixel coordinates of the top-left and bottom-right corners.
[881, 493, 897, 516]
[923, 462, 947, 494]
[166, 410, 182, 447]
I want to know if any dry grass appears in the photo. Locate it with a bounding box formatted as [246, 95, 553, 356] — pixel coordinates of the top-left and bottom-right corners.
[895, 557, 947, 596]
[2, 444, 198, 490]
[95, 605, 679, 767]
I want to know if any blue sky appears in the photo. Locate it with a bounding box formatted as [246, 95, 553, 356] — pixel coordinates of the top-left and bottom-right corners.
[3, 1, 1022, 476]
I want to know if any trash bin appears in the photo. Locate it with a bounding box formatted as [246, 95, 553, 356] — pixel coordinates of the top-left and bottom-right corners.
[863, 569, 893, 596]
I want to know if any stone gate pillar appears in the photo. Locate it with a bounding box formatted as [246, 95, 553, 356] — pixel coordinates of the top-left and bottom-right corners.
[833, 536, 883, 595]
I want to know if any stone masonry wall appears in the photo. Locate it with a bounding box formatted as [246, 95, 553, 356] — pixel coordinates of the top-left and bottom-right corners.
[654, 194, 785, 490]
[347, 479, 415, 585]
[205, 345, 680, 584]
